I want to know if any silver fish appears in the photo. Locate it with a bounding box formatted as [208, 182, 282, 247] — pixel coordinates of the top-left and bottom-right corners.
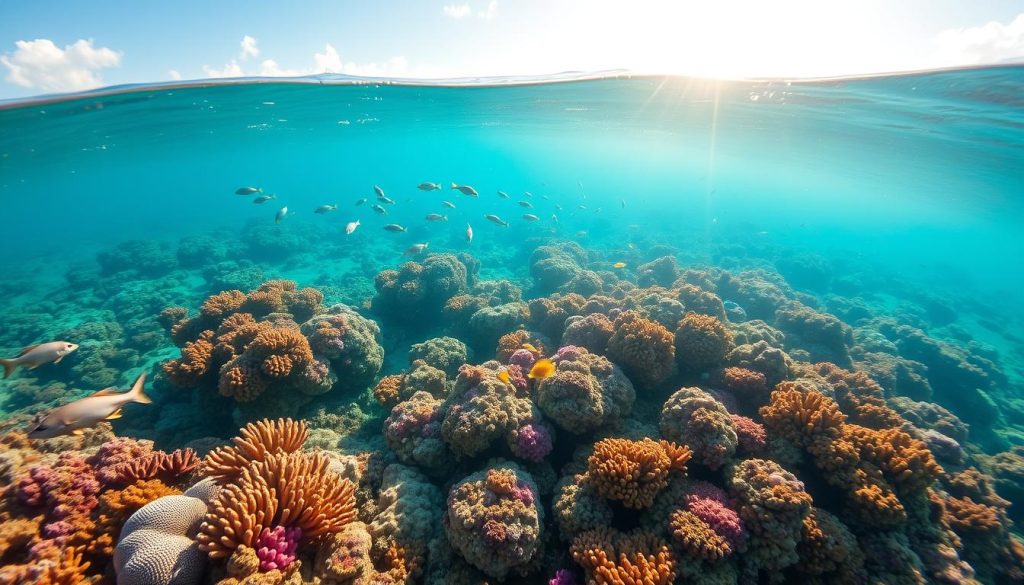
[384, 224, 407, 232]
[418, 182, 441, 191]
[235, 186, 262, 195]
[497, 190, 510, 199]
[27, 373, 151, 439]
[356, 198, 368, 206]
[374, 185, 386, 198]
[378, 194, 395, 205]
[466, 223, 473, 243]
[1, 341, 79, 378]
[442, 201, 456, 209]
[372, 204, 388, 215]
[345, 220, 361, 235]
[518, 201, 533, 208]
[275, 206, 289, 224]
[425, 214, 448, 222]
[314, 204, 338, 214]
[523, 191, 533, 198]
[484, 214, 508, 227]
[253, 194, 276, 204]
[405, 243, 429, 256]
[522, 213, 540, 221]
[451, 183, 478, 197]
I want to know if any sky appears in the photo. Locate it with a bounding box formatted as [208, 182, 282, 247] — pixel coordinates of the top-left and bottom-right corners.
[0, 0, 1022, 99]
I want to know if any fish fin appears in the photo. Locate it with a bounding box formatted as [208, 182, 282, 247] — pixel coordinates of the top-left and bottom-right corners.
[17, 344, 39, 357]
[54, 355, 65, 364]
[70, 429, 84, 436]
[106, 409, 123, 420]
[26, 363, 40, 370]
[450, 182, 457, 189]
[90, 388, 120, 397]
[0, 359, 14, 379]
[130, 373, 152, 404]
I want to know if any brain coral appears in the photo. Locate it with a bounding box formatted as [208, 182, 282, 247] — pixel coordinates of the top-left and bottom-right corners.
[571, 527, 677, 585]
[674, 312, 735, 373]
[586, 437, 691, 509]
[537, 346, 635, 434]
[369, 463, 444, 561]
[444, 462, 544, 579]
[607, 310, 676, 390]
[660, 387, 738, 469]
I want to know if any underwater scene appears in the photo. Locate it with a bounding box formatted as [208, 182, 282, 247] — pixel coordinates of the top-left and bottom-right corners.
[0, 66, 1022, 585]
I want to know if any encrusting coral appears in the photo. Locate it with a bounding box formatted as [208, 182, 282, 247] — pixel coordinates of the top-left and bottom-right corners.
[607, 310, 676, 390]
[660, 386, 738, 469]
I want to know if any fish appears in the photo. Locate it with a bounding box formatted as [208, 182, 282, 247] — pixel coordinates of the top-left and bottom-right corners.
[527, 358, 556, 380]
[425, 213, 448, 222]
[418, 182, 441, 191]
[485, 214, 508, 227]
[451, 183, 478, 197]
[372, 204, 388, 215]
[405, 243, 429, 256]
[235, 186, 262, 195]
[523, 191, 533, 198]
[1, 341, 79, 378]
[521, 343, 539, 354]
[253, 194, 276, 204]
[384, 224, 407, 232]
[518, 201, 533, 208]
[497, 190, 510, 199]
[621, 200, 626, 208]
[374, 185, 386, 198]
[497, 370, 512, 385]
[613, 262, 627, 269]
[275, 206, 289, 224]
[627, 242, 637, 249]
[26, 373, 152, 439]
[541, 194, 550, 200]
[314, 204, 338, 214]
[345, 220, 360, 235]
[577, 205, 588, 210]
[551, 214, 559, 223]
[377, 194, 395, 205]
[555, 204, 563, 211]
[522, 214, 540, 221]
[355, 198, 368, 206]
[441, 201, 456, 209]
[466, 223, 473, 243]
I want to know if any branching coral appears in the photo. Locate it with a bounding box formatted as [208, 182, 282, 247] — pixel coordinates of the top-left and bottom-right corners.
[607, 310, 675, 390]
[585, 437, 691, 509]
[203, 418, 308, 482]
[570, 527, 677, 585]
[102, 449, 199, 487]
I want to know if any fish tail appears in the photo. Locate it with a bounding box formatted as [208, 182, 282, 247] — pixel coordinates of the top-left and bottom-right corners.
[129, 373, 152, 404]
[0, 359, 14, 379]
[450, 182, 457, 189]
[443, 215, 448, 221]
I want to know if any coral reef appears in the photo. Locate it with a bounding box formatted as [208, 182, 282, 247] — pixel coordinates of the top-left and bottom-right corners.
[536, 346, 635, 434]
[607, 310, 675, 390]
[660, 387, 738, 469]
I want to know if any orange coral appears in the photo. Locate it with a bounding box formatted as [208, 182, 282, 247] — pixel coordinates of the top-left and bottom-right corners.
[161, 330, 215, 386]
[24, 546, 92, 585]
[571, 527, 677, 585]
[607, 310, 675, 390]
[89, 479, 180, 557]
[811, 362, 903, 429]
[104, 448, 200, 486]
[668, 509, 732, 561]
[845, 425, 942, 495]
[218, 361, 268, 402]
[204, 418, 309, 483]
[673, 312, 734, 372]
[197, 451, 357, 558]
[586, 438, 690, 509]
[760, 386, 846, 447]
[200, 290, 247, 320]
[373, 374, 405, 407]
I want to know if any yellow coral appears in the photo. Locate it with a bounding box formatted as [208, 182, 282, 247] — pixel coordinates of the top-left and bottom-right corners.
[587, 438, 690, 509]
[669, 509, 732, 561]
[204, 418, 309, 483]
[571, 527, 676, 585]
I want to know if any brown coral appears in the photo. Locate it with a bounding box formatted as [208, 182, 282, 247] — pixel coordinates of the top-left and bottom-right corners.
[674, 312, 734, 372]
[200, 290, 247, 320]
[161, 330, 215, 386]
[197, 451, 357, 558]
[845, 424, 942, 495]
[203, 418, 309, 483]
[810, 362, 903, 429]
[586, 438, 690, 509]
[760, 386, 846, 447]
[373, 374, 405, 408]
[103, 448, 200, 487]
[571, 527, 677, 585]
[668, 509, 732, 561]
[607, 310, 675, 390]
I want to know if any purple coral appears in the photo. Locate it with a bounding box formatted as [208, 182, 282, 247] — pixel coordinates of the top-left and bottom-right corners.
[509, 422, 554, 462]
[549, 568, 577, 585]
[730, 414, 767, 455]
[256, 525, 302, 572]
[509, 348, 537, 370]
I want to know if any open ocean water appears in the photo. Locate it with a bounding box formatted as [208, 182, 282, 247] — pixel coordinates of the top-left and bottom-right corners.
[0, 66, 1022, 584]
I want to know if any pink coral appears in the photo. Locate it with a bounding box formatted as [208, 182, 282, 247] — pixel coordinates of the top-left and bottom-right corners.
[89, 437, 154, 485]
[730, 414, 767, 455]
[256, 525, 302, 571]
[509, 348, 537, 370]
[509, 422, 554, 462]
[549, 568, 577, 585]
[683, 481, 745, 550]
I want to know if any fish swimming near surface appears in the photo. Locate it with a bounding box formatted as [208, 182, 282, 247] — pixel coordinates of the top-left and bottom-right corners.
[275, 207, 289, 224]
[528, 358, 556, 380]
[405, 243, 429, 256]
[451, 183, 479, 197]
[1, 341, 79, 378]
[235, 186, 262, 195]
[253, 194, 276, 204]
[314, 204, 338, 214]
[497, 190, 510, 199]
[345, 220, 360, 235]
[26, 373, 152, 439]
[377, 194, 395, 205]
[374, 185, 386, 198]
[425, 213, 448, 222]
[442, 201, 456, 209]
[466, 223, 473, 243]
[523, 191, 533, 199]
[522, 214, 540, 221]
[485, 214, 508, 227]
[384, 224, 407, 232]
[356, 198, 368, 206]
[372, 204, 388, 215]
[518, 201, 533, 208]
[418, 182, 441, 191]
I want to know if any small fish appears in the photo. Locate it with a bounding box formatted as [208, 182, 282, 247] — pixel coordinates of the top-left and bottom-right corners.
[275, 206, 289, 224]
[523, 191, 533, 198]
[627, 242, 637, 249]
[374, 185, 385, 198]
[541, 194, 550, 200]
[521, 343, 539, 354]
[518, 201, 533, 208]
[550, 214, 558, 223]
[235, 186, 262, 195]
[527, 358, 556, 380]
[497, 190, 510, 199]
[613, 262, 627, 269]
[345, 220, 360, 235]
[425, 213, 448, 222]
[442, 201, 456, 209]
[555, 204, 563, 211]
[497, 370, 512, 386]
[522, 214, 540, 221]
[314, 204, 338, 214]
[466, 223, 473, 243]
[378, 194, 395, 205]
[1, 341, 79, 378]
[372, 204, 388, 215]
[451, 182, 478, 197]
[485, 214, 508, 227]
[384, 224, 407, 232]
[355, 198, 368, 206]
[621, 200, 626, 208]
[26, 373, 151, 439]
[253, 194, 276, 204]
[577, 204, 587, 210]
[405, 242, 429, 256]
[418, 182, 441, 191]
[575, 230, 588, 238]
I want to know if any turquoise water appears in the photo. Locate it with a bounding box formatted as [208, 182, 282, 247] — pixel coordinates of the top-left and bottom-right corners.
[1, 66, 1023, 583]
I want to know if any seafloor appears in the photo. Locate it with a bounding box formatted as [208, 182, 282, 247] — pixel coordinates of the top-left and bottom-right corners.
[0, 217, 1022, 585]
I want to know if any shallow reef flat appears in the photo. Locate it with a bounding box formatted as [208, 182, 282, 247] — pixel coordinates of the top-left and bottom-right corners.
[0, 222, 1022, 585]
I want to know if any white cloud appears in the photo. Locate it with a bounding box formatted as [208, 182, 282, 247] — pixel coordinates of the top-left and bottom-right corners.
[1, 38, 120, 92]
[934, 13, 1024, 66]
[314, 43, 343, 73]
[203, 40, 407, 79]
[202, 59, 243, 78]
[443, 3, 472, 19]
[167, 69, 182, 80]
[478, 1, 498, 21]
[257, 59, 301, 77]
[240, 35, 260, 60]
